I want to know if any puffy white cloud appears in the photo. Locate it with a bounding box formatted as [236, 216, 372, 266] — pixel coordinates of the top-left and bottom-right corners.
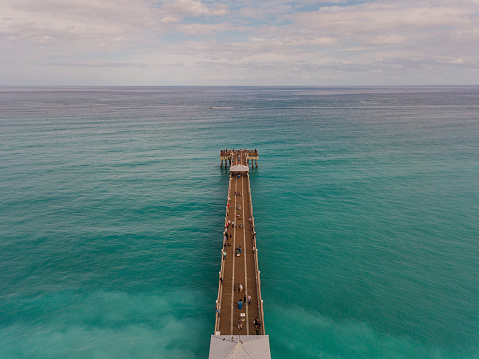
[0, 0, 231, 44]
[159, 0, 229, 22]
[289, 2, 477, 44]
[0, 0, 160, 46]
[1, 0, 479, 85]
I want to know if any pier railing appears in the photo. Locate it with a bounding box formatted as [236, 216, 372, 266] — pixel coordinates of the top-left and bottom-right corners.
[214, 176, 232, 333]
[248, 173, 265, 335]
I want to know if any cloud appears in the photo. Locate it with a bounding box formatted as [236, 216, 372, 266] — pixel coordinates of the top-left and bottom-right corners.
[287, 1, 479, 47]
[0, 0, 230, 44]
[1, 0, 479, 84]
[0, 0, 160, 46]
[159, 0, 229, 23]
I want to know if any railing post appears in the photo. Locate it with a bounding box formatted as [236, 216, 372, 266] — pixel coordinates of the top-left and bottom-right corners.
[261, 299, 265, 333]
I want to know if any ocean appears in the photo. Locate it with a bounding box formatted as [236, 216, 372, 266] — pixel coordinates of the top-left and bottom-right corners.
[1, 86, 478, 358]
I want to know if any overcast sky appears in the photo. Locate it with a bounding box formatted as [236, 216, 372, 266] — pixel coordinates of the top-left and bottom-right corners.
[1, 0, 479, 86]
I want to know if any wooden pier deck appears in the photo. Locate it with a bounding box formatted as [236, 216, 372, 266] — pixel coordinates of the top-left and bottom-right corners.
[214, 149, 265, 336]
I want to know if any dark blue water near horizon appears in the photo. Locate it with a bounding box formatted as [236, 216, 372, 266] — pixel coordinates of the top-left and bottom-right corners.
[1, 86, 478, 358]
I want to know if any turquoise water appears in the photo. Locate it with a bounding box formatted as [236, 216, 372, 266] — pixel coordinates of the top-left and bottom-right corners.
[1, 86, 478, 358]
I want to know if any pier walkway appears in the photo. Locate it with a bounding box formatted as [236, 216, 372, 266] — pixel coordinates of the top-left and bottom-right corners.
[209, 150, 270, 358]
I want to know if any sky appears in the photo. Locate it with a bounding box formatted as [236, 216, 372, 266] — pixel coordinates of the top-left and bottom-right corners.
[1, 0, 479, 86]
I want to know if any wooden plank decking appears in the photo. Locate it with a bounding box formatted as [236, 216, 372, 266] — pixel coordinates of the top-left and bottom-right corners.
[214, 149, 265, 336]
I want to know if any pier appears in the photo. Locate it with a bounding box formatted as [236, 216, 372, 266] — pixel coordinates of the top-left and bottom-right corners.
[220, 149, 259, 168]
[209, 150, 270, 358]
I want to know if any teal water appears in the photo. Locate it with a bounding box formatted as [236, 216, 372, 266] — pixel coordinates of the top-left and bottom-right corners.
[1, 86, 478, 358]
